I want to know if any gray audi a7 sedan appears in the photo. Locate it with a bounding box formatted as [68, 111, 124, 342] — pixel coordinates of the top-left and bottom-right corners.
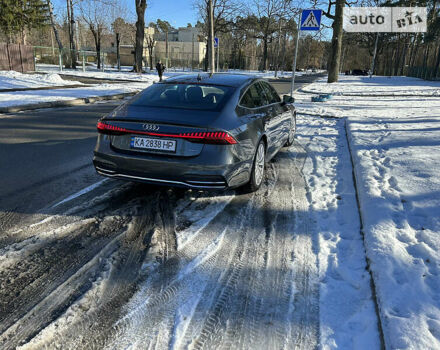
[93, 73, 296, 192]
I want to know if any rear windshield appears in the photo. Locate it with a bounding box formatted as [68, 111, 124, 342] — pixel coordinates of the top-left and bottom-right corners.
[131, 83, 233, 111]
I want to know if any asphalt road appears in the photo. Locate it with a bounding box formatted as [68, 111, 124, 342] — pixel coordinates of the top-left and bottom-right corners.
[0, 74, 322, 230]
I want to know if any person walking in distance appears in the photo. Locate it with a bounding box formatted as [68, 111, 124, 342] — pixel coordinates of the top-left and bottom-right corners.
[156, 60, 165, 82]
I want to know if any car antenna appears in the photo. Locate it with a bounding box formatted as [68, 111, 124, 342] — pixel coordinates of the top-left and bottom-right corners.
[197, 73, 202, 82]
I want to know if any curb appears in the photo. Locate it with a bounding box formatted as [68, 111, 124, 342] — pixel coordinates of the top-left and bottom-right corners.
[58, 73, 143, 83]
[0, 92, 137, 113]
[0, 84, 91, 93]
[344, 118, 387, 350]
[296, 111, 340, 119]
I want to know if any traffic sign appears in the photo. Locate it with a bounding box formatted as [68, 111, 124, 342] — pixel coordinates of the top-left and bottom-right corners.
[214, 37, 219, 48]
[300, 9, 322, 31]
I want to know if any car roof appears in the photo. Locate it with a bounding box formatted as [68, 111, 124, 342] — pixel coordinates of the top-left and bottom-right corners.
[163, 73, 256, 88]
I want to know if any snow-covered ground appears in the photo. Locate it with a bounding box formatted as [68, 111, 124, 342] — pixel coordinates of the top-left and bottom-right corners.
[0, 69, 156, 107]
[0, 71, 82, 90]
[297, 115, 380, 349]
[302, 75, 440, 96]
[37, 64, 164, 82]
[296, 75, 440, 349]
[0, 82, 149, 108]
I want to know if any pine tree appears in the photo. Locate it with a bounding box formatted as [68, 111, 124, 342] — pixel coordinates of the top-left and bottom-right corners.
[0, 0, 49, 43]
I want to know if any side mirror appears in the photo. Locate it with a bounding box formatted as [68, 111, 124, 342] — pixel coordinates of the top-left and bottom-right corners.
[283, 95, 295, 104]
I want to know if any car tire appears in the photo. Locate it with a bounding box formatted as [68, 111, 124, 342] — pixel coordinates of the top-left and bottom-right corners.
[243, 140, 266, 193]
[284, 113, 296, 147]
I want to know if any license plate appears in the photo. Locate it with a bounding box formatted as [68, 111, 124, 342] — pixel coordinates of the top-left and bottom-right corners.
[130, 136, 176, 152]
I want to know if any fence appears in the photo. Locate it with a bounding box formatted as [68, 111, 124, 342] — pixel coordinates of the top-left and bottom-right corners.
[29, 45, 274, 73]
[0, 43, 35, 72]
[32, 45, 206, 72]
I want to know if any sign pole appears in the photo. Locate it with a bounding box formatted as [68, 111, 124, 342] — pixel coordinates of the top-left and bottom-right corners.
[217, 41, 219, 72]
[290, 12, 301, 97]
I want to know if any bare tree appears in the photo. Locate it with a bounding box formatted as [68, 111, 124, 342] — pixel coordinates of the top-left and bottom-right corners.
[47, 0, 63, 51]
[145, 35, 155, 70]
[323, 0, 345, 82]
[245, 0, 291, 71]
[134, 0, 147, 73]
[196, 0, 241, 71]
[79, 0, 114, 69]
[112, 17, 135, 70]
[66, 0, 77, 69]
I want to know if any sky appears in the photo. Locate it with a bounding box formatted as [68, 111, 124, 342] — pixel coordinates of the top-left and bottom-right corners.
[54, 0, 199, 28]
[145, 0, 199, 27]
[53, 0, 330, 39]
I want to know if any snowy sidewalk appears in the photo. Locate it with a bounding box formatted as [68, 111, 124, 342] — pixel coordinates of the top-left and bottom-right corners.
[301, 75, 440, 97]
[0, 70, 156, 112]
[296, 75, 440, 349]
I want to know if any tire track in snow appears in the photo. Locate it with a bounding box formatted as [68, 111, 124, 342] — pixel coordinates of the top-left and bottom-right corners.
[0, 183, 175, 349]
[97, 144, 319, 350]
[4, 140, 319, 350]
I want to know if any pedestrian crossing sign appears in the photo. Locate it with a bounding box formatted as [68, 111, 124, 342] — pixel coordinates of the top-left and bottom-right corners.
[300, 9, 322, 31]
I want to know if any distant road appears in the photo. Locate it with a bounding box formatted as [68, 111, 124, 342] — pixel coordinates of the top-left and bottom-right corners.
[267, 72, 326, 95]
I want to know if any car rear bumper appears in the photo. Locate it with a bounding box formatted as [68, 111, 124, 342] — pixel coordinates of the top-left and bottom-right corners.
[93, 144, 252, 190]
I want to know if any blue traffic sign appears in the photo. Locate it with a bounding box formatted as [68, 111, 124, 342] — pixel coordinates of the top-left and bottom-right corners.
[300, 9, 322, 31]
[214, 37, 219, 48]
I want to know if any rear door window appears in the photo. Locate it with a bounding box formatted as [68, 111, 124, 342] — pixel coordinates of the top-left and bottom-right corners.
[259, 81, 281, 104]
[240, 83, 269, 108]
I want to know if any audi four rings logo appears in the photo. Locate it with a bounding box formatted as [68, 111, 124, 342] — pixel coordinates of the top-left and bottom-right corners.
[143, 124, 160, 131]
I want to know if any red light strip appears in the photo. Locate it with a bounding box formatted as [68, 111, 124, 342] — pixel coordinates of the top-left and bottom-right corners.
[97, 122, 237, 144]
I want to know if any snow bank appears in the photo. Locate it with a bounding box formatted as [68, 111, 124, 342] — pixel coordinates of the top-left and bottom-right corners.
[0, 70, 80, 89]
[0, 82, 149, 108]
[302, 75, 440, 96]
[347, 113, 440, 349]
[300, 75, 440, 349]
[297, 114, 380, 349]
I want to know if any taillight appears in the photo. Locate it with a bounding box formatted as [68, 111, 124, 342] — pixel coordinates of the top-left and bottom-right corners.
[180, 132, 237, 145]
[97, 121, 237, 145]
[97, 121, 126, 134]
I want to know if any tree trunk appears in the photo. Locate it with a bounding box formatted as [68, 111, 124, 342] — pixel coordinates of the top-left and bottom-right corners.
[394, 35, 402, 75]
[66, 0, 76, 69]
[274, 22, 282, 77]
[261, 36, 268, 71]
[327, 0, 344, 83]
[134, 0, 147, 73]
[408, 35, 418, 69]
[47, 0, 63, 51]
[69, 0, 77, 69]
[91, 29, 101, 69]
[433, 43, 440, 79]
[399, 35, 410, 76]
[116, 33, 121, 71]
[280, 30, 287, 71]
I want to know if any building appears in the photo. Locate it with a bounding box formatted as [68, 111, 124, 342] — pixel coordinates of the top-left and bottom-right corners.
[107, 26, 207, 69]
[148, 26, 206, 68]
